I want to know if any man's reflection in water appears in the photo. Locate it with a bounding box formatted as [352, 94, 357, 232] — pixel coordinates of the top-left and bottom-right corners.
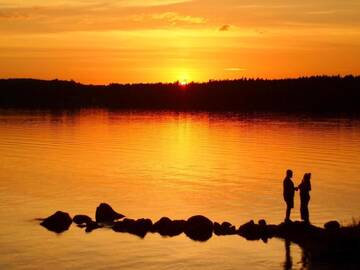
[284, 239, 293, 270]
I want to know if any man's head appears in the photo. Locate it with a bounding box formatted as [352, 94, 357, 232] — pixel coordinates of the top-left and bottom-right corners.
[286, 169, 293, 178]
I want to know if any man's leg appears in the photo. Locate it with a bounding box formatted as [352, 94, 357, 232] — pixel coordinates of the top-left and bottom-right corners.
[285, 204, 291, 222]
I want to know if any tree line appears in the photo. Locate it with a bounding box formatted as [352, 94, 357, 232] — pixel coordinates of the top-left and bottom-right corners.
[0, 76, 359, 113]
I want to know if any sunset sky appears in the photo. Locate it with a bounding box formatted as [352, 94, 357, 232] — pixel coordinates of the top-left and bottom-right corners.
[1, 0, 359, 84]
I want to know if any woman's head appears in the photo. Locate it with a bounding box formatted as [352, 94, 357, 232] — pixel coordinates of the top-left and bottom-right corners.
[303, 173, 311, 183]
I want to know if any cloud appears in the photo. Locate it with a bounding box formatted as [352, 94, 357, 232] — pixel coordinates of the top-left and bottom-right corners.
[151, 12, 206, 24]
[219, 24, 230, 31]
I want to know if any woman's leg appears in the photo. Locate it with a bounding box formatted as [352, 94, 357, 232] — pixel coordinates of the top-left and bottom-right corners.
[304, 198, 310, 223]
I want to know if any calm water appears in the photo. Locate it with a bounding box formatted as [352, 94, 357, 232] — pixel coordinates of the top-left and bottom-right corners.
[0, 109, 360, 270]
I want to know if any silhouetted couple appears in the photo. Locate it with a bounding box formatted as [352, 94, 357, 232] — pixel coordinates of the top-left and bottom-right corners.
[283, 169, 312, 223]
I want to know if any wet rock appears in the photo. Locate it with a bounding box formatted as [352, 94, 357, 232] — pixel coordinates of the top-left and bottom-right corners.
[40, 211, 72, 233]
[73, 215, 92, 225]
[85, 221, 103, 233]
[324, 220, 340, 230]
[95, 203, 125, 223]
[185, 215, 213, 241]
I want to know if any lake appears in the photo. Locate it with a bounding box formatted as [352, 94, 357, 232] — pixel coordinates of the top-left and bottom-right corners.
[0, 109, 359, 270]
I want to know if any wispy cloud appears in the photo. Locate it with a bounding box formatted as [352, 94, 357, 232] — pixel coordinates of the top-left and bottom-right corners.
[151, 12, 206, 24]
[305, 10, 336, 15]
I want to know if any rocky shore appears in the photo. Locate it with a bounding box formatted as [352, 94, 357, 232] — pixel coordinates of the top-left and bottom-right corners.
[39, 203, 360, 261]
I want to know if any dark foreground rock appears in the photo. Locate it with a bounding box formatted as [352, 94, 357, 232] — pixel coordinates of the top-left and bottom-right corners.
[185, 215, 213, 241]
[95, 203, 125, 223]
[40, 211, 72, 233]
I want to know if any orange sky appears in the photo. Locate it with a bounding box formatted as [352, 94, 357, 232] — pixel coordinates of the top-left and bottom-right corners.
[0, 0, 360, 84]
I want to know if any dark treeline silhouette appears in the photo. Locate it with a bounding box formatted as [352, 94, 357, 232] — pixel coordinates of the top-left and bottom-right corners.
[1, 75, 360, 112]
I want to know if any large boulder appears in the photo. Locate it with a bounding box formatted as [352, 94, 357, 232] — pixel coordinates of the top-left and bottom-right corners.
[185, 215, 213, 241]
[95, 203, 125, 223]
[73, 214, 92, 225]
[40, 211, 72, 233]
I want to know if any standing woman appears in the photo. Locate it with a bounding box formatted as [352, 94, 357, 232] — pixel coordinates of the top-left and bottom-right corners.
[298, 173, 312, 223]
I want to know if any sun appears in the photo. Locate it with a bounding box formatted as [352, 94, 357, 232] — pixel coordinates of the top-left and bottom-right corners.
[179, 79, 188, 86]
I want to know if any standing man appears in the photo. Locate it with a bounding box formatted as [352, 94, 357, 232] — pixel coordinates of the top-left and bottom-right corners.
[283, 169, 297, 222]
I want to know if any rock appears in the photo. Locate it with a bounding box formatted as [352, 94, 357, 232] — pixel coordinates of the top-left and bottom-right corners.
[152, 217, 172, 235]
[113, 218, 153, 238]
[214, 221, 236, 235]
[213, 222, 222, 235]
[238, 220, 262, 240]
[40, 211, 72, 233]
[130, 218, 153, 238]
[152, 217, 186, 237]
[184, 215, 213, 241]
[113, 218, 136, 233]
[73, 215, 92, 225]
[258, 219, 267, 226]
[169, 220, 186, 236]
[95, 203, 125, 223]
[85, 221, 103, 233]
[324, 220, 340, 230]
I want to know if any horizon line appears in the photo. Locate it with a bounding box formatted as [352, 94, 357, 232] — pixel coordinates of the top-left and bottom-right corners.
[1, 74, 359, 87]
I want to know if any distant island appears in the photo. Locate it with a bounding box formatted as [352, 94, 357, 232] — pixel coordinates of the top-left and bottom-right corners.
[1, 76, 360, 113]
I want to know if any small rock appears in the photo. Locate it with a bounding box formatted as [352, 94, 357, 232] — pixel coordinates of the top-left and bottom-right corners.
[85, 221, 103, 233]
[258, 219, 267, 226]
[238, 220, 262, 240]
[113, 218, 136, 233]
[95, 203, 125, 223]
[40, 211, 72, 233]
[152, 217, 172, 235]
[214, 221, 236, 235]
[73, 215, 92, 225]
[324, 220, 340, 230]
